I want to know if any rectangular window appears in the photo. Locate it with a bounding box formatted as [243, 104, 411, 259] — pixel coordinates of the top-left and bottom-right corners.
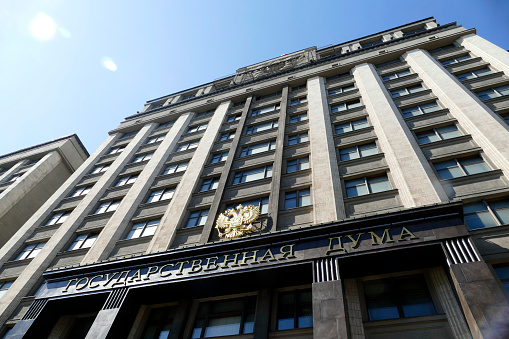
[182, 94, 196, 100]
[107, 146, 125, 155]
[126, 219, 160, 239]
[335, 118, 370, 134]
[331, 100, 362, 113]
[163, 162, 188, 175]
[185, 209, 209, 228]
[290, 97, 307, 106]
[226, 197, 269, 215]
[434, 155, 490, 180]
[7, 174, 22, 182]
[288, 132, 309, 145]
[339, 142, 378, 161]
[246, 121, 278, 134]
[132, 153, 153, 163]
[94, 200, 121, 214]
[326, 72, 350, 82]
[115, 174, 138, 187]
[476, 85, 509, 100]
[219, 132, 235, 141]
[0, 281, 14, 300]
[441, 54, 472, 66]
[16, 242, 46, 260]
[187, 124, 208, 133]
[90, 164, 110, 174]
[176, 141, 199, 152]
[251, 104, 280, 116]
[156, 121, 174, 129]
[68, 233, 98, 251]
[200, 178, 220, 192]
[345, 175, 391, 197]
[416, 125, 461, 144]
[289, 112, 308, 124]
[70, 186, 92, 197]
[464, 199, 509, 230]
[192, 296, 256, 338]
[146, 135, 165, 144]
[457, 67, 493, 81]
[382, 69, 411, 81]
[45, 211, 71, 226]
[195, 109, 215, 118]
[120, 131, 138, 139]
[361, 39, 383, 49]
[285, 188, 311, 209]
[240, 140, 276, 157]
[493, 264, 509, 294]
[256, 91, 282, 101]
[329, 85, 355, 96]
[277, 289, 313, 330]
[402, 27, 427, 36]
[141, 306, 176, 339]
[390, 85, 425, 98]
[401, 102, 441, 118]
[233, 165, 273, 184]
[210, 152, 228, 164]
[146, 188, 175, 203]
[364, 274, 436, 321]
[227, 114, 241, 123]
[287, 157, 310, 173]
[291, 84, 306, 91]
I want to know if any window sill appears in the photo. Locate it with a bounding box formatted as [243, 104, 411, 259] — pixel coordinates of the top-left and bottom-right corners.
[458, 71, 505, 85]
[238, 149, 276, 162]
[438, 169, 503, 184]
[59, 194, 87, 204]
[343, 188, 399, 203]
[420, 135, 476, 152]
[283, 167, 312, 178]
[364, 313, 447, 327]
[84, 210, 116, 221]
[116, 235, 154, 246]
[287, 118, 309, 127]
[229, 176, 273, 190]
[382, 72, 417, 84]
[335, 126, 374, 139]
[243, 126, 279, 139]
[338, 152, 385, 166]
[481, 93, 509, 105]
[55, 247, 90, 257]
[403, 108, 450, 122]
[138, 198, 172, 209]
[107, 183, 135, 192]
[330, 105, 365, 118]
[155, 170, 186, 181]
[392, 89, 432, 102]
[327, 88, 358, 99]
[442, 56, 482, 69]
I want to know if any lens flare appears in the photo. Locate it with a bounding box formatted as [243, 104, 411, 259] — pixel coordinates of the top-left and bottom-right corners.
[30, 13, 57, 41]
[101, 57, 118, 71]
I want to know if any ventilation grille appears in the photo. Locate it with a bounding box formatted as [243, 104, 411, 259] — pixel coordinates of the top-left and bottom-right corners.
[314, 257, 339, 283]
[22, 299, 48, 320]
[103, 287, 128, 310]
[444, 237, 481, 265]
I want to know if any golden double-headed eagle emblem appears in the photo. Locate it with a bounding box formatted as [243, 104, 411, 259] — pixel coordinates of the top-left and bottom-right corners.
[216, 204, 260, 239]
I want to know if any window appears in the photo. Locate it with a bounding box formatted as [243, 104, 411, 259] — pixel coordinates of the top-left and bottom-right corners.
[476, 85, 509, 100]
[0, 281, 14, 300]
[390, 85, 425, 97]
[233, 101, 245, 107]
[115, 174, 138, 187]
[287, 157, 310, 173]
[456, 67, 493, 81]
[416, 125, 461, 144]
[70, 186, 92, 197]
[289, 112, 308, 124]
[329, 85, 355, 96]
[150, 103, 163, 110]
[187, 124, 208, 133]
[120, 131, 138, 139]
[326, 73, 350, 82]
[401, 102, 441, 118]
[163, 162, 188, 175]
[493, 263, 509, 294]
[335, 118, 370, 134]
[464, 199, 509, 230]
[141, 306, 176, 339]
[504, 115, 509, 125]
[441, 54, 472, 66]
[233, 165, 273, 184]
[291, 84, 306, 91]
[219, 132, 235, 141]
[68, 233, 98, 251]
[331, 100, 362, 113]
[251, 104, 280, 116]
[227, 114, 241, 122]
[345, 175, 391, 197]
[146, 135, 165, 144]
[382, 69, 411, 81]
[285, 188, 311, 209]
[277, 289, 313, 330]
[195, 109, 215, 118]
[94, 200, 121, 214]
[90, 164, 110, 174]
[246, 120, 278, 134]
[200, 178, 220, 191]
[107, 146, 124, 155]
[46, 211, 71, 226]
[364, 274, 436, 321]
[156, 121, 174, 129]
[290, 97, 307, 106]
[192, 296, 256, 338]
[132, 153, 153, 163]
[185, 209, 209, 228]
[288, 132, 309, 145]
[339, 142, 378, 161]
[16, 242, 46, 260]
[7, 174, 22, 182]
[182, 94, 195, 100]
[210, 152, 228, 164]
[240, 140, 276, 156]
[402, 27, 427, 36]
[361, 39, 383, 49]
[126, 219, 160, 239]
[176, 141, 199, 152]
[434, 155, 490, 180]
[146, 188, 175, 203]
[256, 91, 281, 101]
[26, 159, 39, 166]
[226, 197, 269, 215]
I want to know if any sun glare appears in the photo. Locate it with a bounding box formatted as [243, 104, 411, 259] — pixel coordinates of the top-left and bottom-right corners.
[30, 13, 57, 41]
[101, 57, 118, 71]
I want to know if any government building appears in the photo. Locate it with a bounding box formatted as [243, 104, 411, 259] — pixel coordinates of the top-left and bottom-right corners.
[1, 17, 509, 338]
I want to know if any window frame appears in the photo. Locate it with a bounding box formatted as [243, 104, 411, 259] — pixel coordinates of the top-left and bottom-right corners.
[289, 112, 308, 124]
[67, 233, 98, 251]
[286, 157, 310, 173]
[187, 124, 208, 134]
[233, 165, 273, 185]
[335, 118, 370, 135]
[146, 187, 175, 203]
[433, 155, 490, 180]
[70, 186, 92, 197]
[441, 54, 472, 66]
[288, 132, 309, 146]
[456, 67, 493, 81]
[415, 125, 462, 144]
[276, 288, 313, 330]
[107, 146, 125, 155]
[226, 197, 270, 215]
[163, 162, 189, 175]
[290, 97, 307, 106]
[146, 135, 165, 144]
[390, 85, 425, 98]
[339, 142, 379, 161]
[176, 141, 199, 152]
[132, 153, 153, 163]
[284, 188, 311, 210]
[93, 200, 121, 215]
[476, 85, 509, 101]
[199, 177, 220, 192]
[210, 152, 228, 164]
[126, 219, 160, 239]
[115, 174, 138, 187]
[328, 84, 356, 96]
[251, 104, 281, 117]
[246, 120, 278, 134]
[0, 280, 14, 300]
[331, 100, 362, 113]
[45, 211, 71, 226]
[90, 164, 110, 174]
[401, 102, 441, 118]
[240, 140, 276, 157]
[15, 242, 46, 260]
[185, 209, 209, 228]
[226, 114, 241, 123]
[345, 174, 392, 198]
[382, 69, 411, 81]
[464, 198, 509, 230]
[219, 132, 235, 141]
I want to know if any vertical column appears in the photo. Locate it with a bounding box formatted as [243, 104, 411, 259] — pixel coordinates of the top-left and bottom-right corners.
[4, 298, 48, 338]
[352, 63, 449, 207]
[199, 97, 253, 243]
[81, 113, 193, 264]
[147, 101, 231, 253]
[403, 49, 509, 182]
[268, 86, 289, 232]
[344, 279, 365, 339]
[307, 76, 346, 223]
[0, 160, 26, 183]
[457, 34, 509, 76]
[252, 289, 271, 339]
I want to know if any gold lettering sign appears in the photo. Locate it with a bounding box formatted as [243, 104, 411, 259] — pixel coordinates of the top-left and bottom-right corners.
[216, 204, 260, 239]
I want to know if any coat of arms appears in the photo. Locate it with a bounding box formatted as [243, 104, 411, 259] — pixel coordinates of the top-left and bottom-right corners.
[216, 204, 260, 239]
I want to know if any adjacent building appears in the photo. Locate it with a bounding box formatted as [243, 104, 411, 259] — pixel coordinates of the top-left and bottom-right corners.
[2, 17, 509, 338]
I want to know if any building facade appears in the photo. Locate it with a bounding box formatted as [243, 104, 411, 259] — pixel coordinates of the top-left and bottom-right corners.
[1, 17, 509, 338]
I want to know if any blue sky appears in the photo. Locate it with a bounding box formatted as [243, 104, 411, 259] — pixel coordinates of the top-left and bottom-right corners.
[1, 0, 508, 156]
